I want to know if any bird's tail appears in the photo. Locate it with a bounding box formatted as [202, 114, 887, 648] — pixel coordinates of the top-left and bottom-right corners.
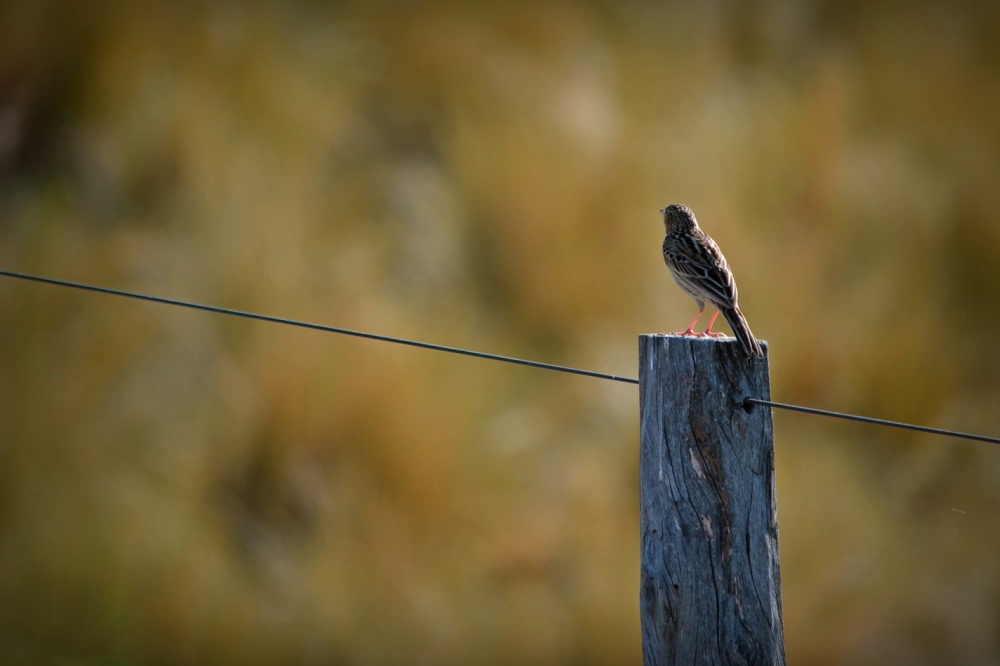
[722, 306, 764, 357]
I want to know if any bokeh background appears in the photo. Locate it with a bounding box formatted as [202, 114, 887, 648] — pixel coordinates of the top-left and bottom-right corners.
[2, 1, 1000, 664]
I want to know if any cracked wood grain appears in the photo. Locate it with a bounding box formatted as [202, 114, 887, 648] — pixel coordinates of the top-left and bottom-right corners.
[639, 335, 785, 666]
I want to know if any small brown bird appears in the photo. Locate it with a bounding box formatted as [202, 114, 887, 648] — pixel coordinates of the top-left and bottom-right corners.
[661, 204, 763, 357]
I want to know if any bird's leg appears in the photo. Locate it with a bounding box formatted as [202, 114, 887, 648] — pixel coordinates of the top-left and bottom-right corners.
[677, 308, 706, 337]
[703, 310, 726, 337]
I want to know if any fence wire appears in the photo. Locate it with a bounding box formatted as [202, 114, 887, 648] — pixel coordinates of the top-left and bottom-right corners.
[2, 268, 997, 446]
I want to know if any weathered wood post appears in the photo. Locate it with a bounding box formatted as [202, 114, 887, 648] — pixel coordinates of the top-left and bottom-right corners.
[639, 335, 785, 665]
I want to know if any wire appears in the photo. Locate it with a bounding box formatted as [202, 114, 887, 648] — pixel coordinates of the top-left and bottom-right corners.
[3, 268, 998, 446]
[744, 398, 1000, 446]
[0, 269, 640, 385]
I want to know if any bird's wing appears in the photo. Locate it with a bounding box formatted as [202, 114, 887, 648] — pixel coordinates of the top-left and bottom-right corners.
[666, 235, 739, 307]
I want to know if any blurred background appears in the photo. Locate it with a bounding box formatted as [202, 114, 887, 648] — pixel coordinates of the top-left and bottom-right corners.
[2, 1, 1000, 664]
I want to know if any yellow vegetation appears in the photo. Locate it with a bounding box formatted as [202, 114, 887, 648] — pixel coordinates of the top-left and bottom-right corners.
[2, 2, 999, 664]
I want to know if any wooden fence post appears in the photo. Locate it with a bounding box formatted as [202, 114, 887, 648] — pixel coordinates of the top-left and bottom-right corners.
[639, 335, 785, 665]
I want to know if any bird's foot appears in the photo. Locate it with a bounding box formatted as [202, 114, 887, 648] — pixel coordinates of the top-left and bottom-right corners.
[674, 327, 706, 338]
[704, 331, 727, 338]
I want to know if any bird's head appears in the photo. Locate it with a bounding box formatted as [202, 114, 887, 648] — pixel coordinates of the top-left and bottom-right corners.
[660, 203, 698, 232]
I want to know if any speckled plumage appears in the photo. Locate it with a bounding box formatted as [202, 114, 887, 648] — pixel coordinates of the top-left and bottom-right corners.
[661, 204, 763, 357]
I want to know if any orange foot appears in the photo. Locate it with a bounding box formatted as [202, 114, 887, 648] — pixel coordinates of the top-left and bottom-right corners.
[702, 311, 725, 338]
[674, 327, 707, 338]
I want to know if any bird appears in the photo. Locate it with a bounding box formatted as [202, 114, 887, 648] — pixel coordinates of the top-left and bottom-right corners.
[660, 203, 763, 357]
